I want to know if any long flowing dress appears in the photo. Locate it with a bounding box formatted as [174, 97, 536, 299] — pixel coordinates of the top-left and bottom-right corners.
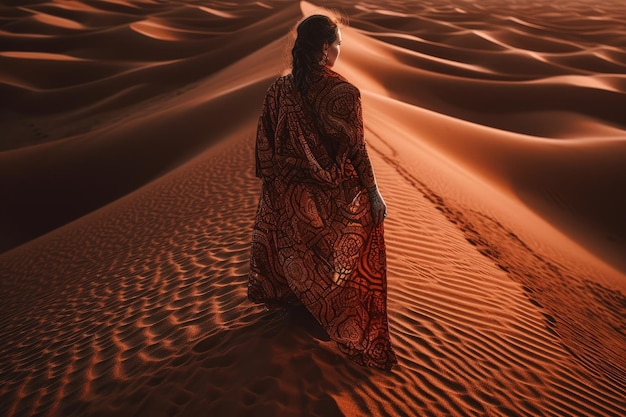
[248, 66, 397, 370]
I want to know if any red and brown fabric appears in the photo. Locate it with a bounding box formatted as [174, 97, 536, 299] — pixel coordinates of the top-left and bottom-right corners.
[248, 67, 397, 370]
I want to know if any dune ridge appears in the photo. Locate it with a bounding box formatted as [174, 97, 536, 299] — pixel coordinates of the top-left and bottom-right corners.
[1, 0, 625, 416]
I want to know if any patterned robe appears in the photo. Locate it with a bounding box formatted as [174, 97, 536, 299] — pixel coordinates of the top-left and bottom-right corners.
[248, 66, 397, 370]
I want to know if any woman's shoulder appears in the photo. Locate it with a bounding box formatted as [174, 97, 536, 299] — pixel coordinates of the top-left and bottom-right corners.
[325, 78, 361, 107]
[265, 73, 294, 96]
[323, 68, 360, 98]
[261, 74, 293, 104]
[271, 73, 293, 88]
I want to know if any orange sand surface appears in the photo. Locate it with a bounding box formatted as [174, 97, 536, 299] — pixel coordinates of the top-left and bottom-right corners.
[1, 0, 625, 416]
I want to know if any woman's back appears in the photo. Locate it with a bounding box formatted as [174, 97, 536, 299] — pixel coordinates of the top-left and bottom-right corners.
[248, 14, 397, 370]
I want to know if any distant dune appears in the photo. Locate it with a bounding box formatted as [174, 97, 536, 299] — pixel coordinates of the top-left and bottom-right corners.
[1, 1, 625, 416]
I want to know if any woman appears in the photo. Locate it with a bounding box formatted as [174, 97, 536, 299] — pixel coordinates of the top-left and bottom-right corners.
[248, 14, 397, 370]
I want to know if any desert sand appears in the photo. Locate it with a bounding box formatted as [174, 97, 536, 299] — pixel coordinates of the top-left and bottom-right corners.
[1, 0, 625, 416]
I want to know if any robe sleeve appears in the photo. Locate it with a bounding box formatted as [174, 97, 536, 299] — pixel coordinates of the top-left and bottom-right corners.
[255, 82, 278, 180]
[325, 83, 377, 189]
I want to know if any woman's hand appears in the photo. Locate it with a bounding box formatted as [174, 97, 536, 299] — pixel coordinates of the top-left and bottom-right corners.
[367, 185, 387, 225]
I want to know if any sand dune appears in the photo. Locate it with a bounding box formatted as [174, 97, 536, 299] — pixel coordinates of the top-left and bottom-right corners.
[1, 0, 625, 416]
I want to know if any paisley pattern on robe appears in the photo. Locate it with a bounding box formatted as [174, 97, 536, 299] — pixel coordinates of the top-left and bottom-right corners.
[248, 66, 397, 370]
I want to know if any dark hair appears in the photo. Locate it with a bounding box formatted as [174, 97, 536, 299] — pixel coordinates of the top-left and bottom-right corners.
[291, 15, 338, 96]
